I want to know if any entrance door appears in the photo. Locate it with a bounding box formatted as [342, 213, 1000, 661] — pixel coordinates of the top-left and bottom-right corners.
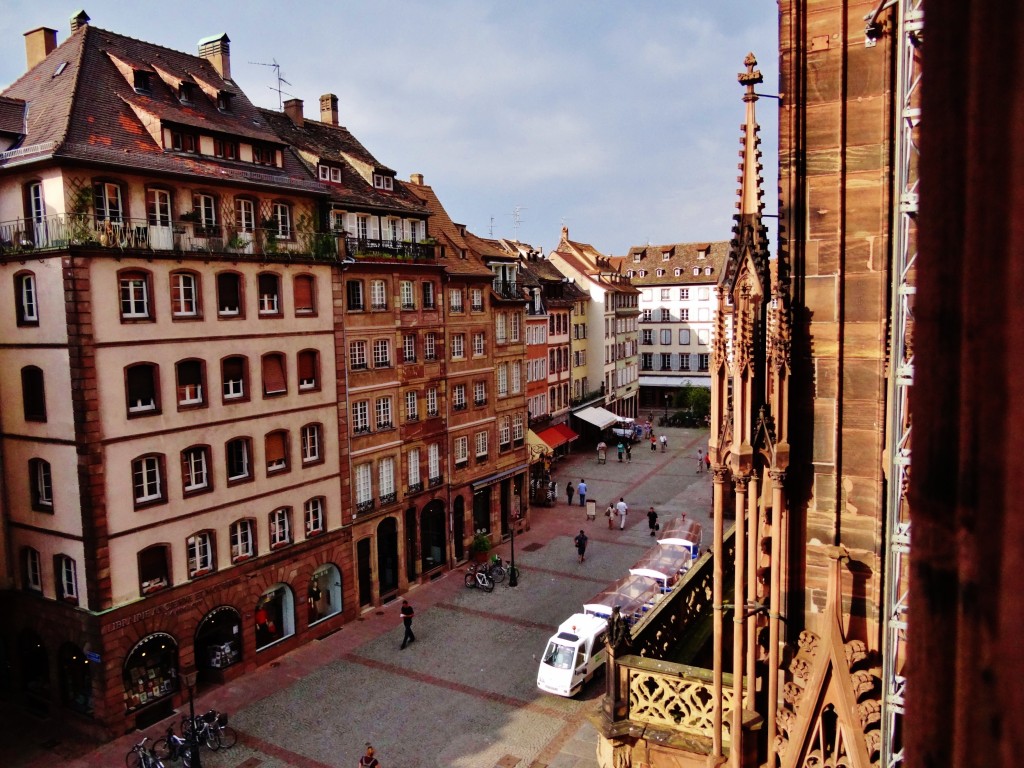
[376, 518, 399, 601]
[404, 507, 418, 583]
[453, 496, 465, 561]
[357, 538, 372, 608]
[473, 487, 491, 534]
[500, 480, 511, 537]
[420, 500, 447, 574]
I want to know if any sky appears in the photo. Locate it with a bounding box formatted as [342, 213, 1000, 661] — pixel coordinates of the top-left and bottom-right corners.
[0, 1, 779, 256]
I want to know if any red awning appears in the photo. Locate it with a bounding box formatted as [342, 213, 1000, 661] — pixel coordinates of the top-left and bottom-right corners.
[537, 424, 579, 449]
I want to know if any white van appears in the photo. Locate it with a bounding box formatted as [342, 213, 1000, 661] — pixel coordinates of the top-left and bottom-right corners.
[536, 613, 608, 697]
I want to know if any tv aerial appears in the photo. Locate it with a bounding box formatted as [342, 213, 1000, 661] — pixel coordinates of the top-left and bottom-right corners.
[250, 59, 293, 110]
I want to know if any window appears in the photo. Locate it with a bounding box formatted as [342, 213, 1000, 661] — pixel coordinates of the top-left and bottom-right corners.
[680, 354, 692, 371]
[346, 280, 364, 311]
[698, 329, 710, 346]
[400, 450, 420, 495]
[473, 332, 485, 356]
[426, 387, 438, 417]
[125, 363, 157, 415]
[24, 548, 42, 592]
[474, 381, 487, 406]
[495, 313, 507, 344]
[699, 288, 710, 301]
[511, 361, 522, 394]
[400, 281, 415, 310]
[138, 545, 170, 594]
[226, 438, 252, 482]
[57, 555, 78, 601]
[251, 144, 277, 167]
[452, 334, 465, 359]
[661, 353, 672, 371]
[403, 334, 417, 363]
[217, 273, 243, 317]
[187, 532, 215, 577]
[29, 458, 53, 510]
[176, 359, 205, 407]
[293, 275, 316, 315]
[270, 508, 292, 548]
[25, 180, 45, 226]
[355, 464, 373, 511]
[236, 198, 256, 233]
[230, 519, 256, 561]
[497, 363, 508, 396]
[449, 288, 463, 313]
[373, 339, 391, 368]
[170, 129, 196, 152]
[471, 287, 484, 311]
[192, 193, 217, 233]
[15, 272, 38, 325]
[265, 431, 289, 474]
[352, 401, 370, 434]
[304, 498, 325, 537]
[132, 454, 164, 506]
[272, 202, 292, 239]
[170, 272, 200, 317]
[422, 282, 436, 309]
[119, 270, 151, 320]
[350, 340, 368, 370]
[511, 311, 521, 342]
[641, 352, 653, 370]
[298, 350, 319, 391]
[680, 308, 690, 322]
[698, 353, 710, 372]
[301, 423, 322, 465]
[680, 288, 690, 300]
[424, 332, 437, 361]
[94, 181, 124, 223]
[258, 273, 282, 316]
[661, 329, 672, 345]
[262, 353, 288, 396]
[21, 365, 47, 421]
[372, 173, 394, 190]
[222, 356, 247, 401]
[428, 444, 441, 481]
[660, 288, 671, 300]
[213, 138, 237, 159]
[512, 413, 524, 444]
[499, 416, 510, 450]
[474, 430, 489, 458]
[454, 436, 469, 466]
[405, 391, 418, 421]
[379, 457, 395, 503]
[181, 446, 210, 494]
[453, 384, 467, 410]
[642, 329, 653, 345]
[370, 280, 387, 311]
[376, 397, 393, 429]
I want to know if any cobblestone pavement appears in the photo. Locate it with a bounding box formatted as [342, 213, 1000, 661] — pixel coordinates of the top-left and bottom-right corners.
[2, 426, 712, 768]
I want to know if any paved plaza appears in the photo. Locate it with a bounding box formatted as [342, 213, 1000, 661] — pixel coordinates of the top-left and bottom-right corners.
[2, 426, 712, 768]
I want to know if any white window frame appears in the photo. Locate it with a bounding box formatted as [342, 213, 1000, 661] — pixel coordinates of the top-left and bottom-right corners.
[400, 281, 415, 310]
[187, 532, 214, 576]
[473, 332, 485, 356]
[304, 497, 324, 536]
[373, 338, 391, 368]
[426, 387, 438, 417]
[18, 273, 38, 323]
[355, 463, 373, 505]
[428, 443, 440, 480]
[226, 439, 250, 481]
[495, 313, 507, 344]
[378, 457, 395, 499]
[270, 508, 291, 548]
[511, 361, 522, 394]
[301, 424, 321, 464]
[370, 279, 387, 310]
[452, 334, 465, 359]
[120, 274, 150, 319]
[449, 288, 463, 313]
[498, 416, 510, 448]
[497, 363, 508, 396]
[59, 556, 78, 599]
[375, 397, 393, 429]
[512, 413, 524, 442]
[424, 332, 437, 361]
[182, 447, 209, 492]
[350, 340, 368, 370]
[511, 311, 521, 342]
[471, 287, 484, 311]
[407, 448, 420, 487]
[272, 202, 292, 239]
[453, 384, 466, 409]
[133, 456, 162, 503]
[454, 436, 468, 465]
[352, 401, 370, 433]
[403, 334, 417, 363]
[405, 391, 418, 421]
[171, 272, 198, 317]
[33, 459, 53, 508]
[475, 430, 489, 458]
[231, 519, 255, 561]
[474, 381, 486, 405]
[25, 548, 42, 591]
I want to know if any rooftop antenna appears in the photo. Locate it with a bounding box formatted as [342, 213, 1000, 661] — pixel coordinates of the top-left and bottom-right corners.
[489, 216, 495, 237]
[510, 205, 527, 240]
[250, 58, 291, 111]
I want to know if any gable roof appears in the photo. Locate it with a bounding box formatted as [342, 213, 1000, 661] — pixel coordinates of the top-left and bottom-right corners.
[550, 227, 639, 295]
[0, 24, 321, 194]
[401, 179, 493, 278]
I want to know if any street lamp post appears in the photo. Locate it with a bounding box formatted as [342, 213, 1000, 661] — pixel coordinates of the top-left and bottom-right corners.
[509, 492, 520, 587]
[664, 393, 670, 419]
[182, 669, 203, 768]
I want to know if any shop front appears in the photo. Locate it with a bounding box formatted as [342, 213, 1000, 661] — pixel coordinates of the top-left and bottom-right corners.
[122, 632, 178, 728]
[308, 563, 342, 625]
[58, 642, 93, 716]
[420, 500, 447, 575]
[195, 607, 242, 685]
[255, 584, 295, 650]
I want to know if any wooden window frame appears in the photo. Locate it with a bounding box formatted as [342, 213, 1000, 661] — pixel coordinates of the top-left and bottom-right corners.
[226, 437, 253, 485]
[14, 271, 39, 326]
[125, 362, 160, 417]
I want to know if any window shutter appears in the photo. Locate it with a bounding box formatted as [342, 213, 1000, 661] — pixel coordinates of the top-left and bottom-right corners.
[265, 432, 286, 464]
[298, 351, 316, 381]
[262, 354, 287, 394]
[368, 217, 379, 240]
[294, 276, 314, 312]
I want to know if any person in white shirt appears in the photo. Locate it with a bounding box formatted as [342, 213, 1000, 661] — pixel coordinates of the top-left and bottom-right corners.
[615, 498, 628, 530]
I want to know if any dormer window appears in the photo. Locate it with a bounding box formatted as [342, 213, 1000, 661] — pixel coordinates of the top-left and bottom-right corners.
[662, 253, 671, 261]
[675, 268, 682, 276]
[133, 70, 152, 93]
[704, 267, 713, 275]
[633, 254, 642, 263]
[693, 267, 700, 276]
[179, 83, 195, 103]
[214, 139, 237, 160]
[638, 270, 647, 277]
[373, 174, 394, 191]
[697, 248, 708, 260]
[251, 144, 277, 167]
[319, 165, 342, 183]
[627, 270, 634, 278]
[171, 130, 197, 153]
[656, 269, 665, 277]
[216, 92, 233, 112]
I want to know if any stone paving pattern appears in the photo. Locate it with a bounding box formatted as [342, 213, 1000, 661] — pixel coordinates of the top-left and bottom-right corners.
[1, 426, 712, 768]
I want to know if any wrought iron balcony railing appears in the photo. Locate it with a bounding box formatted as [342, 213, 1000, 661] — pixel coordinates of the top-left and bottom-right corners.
[345, 236, 435, 261]
[406, 482, 424, 494]
[379, 492, 397, 506]
[356, 499, 375, 514]
[491, 280, 521, 300]
[428, 475, 443, 487]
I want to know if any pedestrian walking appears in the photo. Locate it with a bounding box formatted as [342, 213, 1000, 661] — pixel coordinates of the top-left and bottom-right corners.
[660, 434, 668, 452]
[399, 599, 415, 649]
[617, 441, 625, 462]
[577, 479, 587, 507]
[574, 529, 589, 563]
[566, 480, 575, 505]
[650, 435, 657, 452]
[359, 744, 380, 767]
[616, 498, 628, 530]
[705, 451, 711, 471]
[647, 507, 659, 536]
[625, 442, 632, 462]
[605, 502, 615, 530]
[696, 448, 704, 473]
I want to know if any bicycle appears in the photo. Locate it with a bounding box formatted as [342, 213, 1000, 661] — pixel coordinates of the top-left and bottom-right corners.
[181, 711, 220, 751]
[126, 737, 165, 768]
[153, 725, 193, 767]
[484, 555, 506, 584]
[464, 562, 494, 592]
[208, 710, 237, 749]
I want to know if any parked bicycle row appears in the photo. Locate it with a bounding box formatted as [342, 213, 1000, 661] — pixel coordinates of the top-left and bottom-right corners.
[126, 708, 237, 768]
[464, 555, 520, 592]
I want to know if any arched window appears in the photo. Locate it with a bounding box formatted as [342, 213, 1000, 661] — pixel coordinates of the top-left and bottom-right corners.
[261, 353, 287, 397]
[297, 350, 319, 392]
[257, 273, 281, 316]
[186, 531, 216, 578]
[131, 453, 166, 507]
[29, 458, 53, 511]
[14, 271, 39, 325]
[308, 563, 342, 625]
[216, 272, 244, 317]
[169, 271, 200, 318]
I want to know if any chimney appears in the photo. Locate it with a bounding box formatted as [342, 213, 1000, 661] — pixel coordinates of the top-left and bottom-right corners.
[24, 27, 58, 70]
[409, 173, 424, 186]
[197, 33, 231, 80]
[70, 10, 90, 33]
[319, 93, 338, 125]
[283, 98, 304, 127]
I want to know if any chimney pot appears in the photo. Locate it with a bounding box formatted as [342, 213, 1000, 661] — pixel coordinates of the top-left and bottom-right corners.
[24, 27, 58, 71]
[319, 93, 339, 125]
[70, 10, 90, 33]
[409, 173, 424, 186]
[198, 33, 231, 80]
[283, 98, 304, 127]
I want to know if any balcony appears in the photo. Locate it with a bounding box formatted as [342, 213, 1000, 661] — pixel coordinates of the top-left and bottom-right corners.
[428, 475, 443, 487]
[356, 499, 375, 515]
[0, 213, 343, 261]
[474, 398, 487, 407]
[491, 280, 521, 300]
[379, 492, 397, 506]
[406, 481, 424, 494]
[453, 402, 467, 412]
[345, 236, 435, 262]
[352, 425, 371, 435]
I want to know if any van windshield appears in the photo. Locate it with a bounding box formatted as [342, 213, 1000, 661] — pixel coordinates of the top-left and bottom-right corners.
[542, 641, 576, 670]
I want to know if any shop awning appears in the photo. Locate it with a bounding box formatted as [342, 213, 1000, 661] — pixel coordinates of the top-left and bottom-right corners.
[638, 375, 710, 388]
[536, 423, 580, 450]
[471, 462, 530, 492]
[527, 429, 552, 459]
[574, 406, 619, 430]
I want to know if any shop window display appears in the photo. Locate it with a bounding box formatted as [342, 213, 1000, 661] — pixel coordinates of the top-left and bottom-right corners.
[255, 584, 295, 649]
[308, 563, 342, 625]
[122, 633, 177, 712]
[195, 607, 242, 681]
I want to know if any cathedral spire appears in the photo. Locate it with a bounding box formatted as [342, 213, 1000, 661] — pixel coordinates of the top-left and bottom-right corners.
[738, 52, 764, 218]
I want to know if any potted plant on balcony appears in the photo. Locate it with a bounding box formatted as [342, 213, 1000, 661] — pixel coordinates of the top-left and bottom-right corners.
[179, 210, 201, 224]
[260, 217, 279, 253]
[226, 230, 250, 253]
[470, 532, 492, 563]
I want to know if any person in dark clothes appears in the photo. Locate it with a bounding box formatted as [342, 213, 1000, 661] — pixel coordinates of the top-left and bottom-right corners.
[566, 481, 575, 505]
[359, 744, 380, 767]
[574, 530, 589, 563]
[647, 507, 659, 536]
[399, 599, 415, 649]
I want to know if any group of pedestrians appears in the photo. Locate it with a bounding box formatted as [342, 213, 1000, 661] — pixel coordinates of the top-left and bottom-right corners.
[565, 478, 588, 506]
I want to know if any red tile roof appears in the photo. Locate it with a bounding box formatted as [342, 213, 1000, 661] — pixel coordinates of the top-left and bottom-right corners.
[402, 180, 494, 278]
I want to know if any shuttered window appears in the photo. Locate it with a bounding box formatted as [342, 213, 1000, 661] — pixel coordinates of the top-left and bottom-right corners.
[265, 431, 288, 473]
[298, 350, 318, 391]
[262, 353, 287, 396]
[294, 275, 315, 315]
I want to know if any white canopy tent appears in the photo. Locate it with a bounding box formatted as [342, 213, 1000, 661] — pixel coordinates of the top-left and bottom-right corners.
[573, 406, 619, 430]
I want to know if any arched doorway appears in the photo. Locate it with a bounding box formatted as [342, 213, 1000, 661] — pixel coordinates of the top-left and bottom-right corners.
[308, 563, 342, 625]
[357, 538, 372, 608]
[404, 506, 418, 583]
[58, 642, 92, 716]
[453, 495, 465, 561]
[473, 486, 491, 534]
[19, 630, 49, 715]
[122, 633, 177, 716]
[377, 517, 399, 601]
[195, 606, 242, 684]
[421, 500, 447, 575]
[255, 583, 295, 650]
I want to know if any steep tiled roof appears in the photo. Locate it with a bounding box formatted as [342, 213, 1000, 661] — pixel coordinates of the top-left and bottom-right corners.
[401, 179, 493, 277]
[0, 96, 27, 137]
[0, 25, 321, 193]
[624, 241, 730, 286]
[258, 108, 425, 216]
[552, 231, 639, 296]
